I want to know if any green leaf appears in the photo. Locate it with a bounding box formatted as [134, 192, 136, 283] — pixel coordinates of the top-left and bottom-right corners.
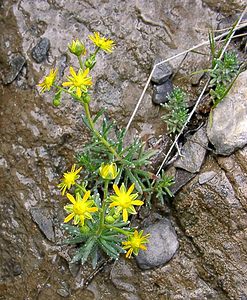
[71, 237, 95, 264]
[62, 224, 81, 236]
[98, 238, 120, 259]
[126, 169, 143, 193]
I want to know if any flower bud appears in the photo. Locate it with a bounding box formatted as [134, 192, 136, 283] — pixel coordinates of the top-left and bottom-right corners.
[99, 163, 118, 180]
[52, 90, 62, 107]
[68, 39, 86, 57]
[105, 216, 115, 224]
[80, 225, 90, 234]
[82, 94, 91, 104]
[85, 54, 96, 69]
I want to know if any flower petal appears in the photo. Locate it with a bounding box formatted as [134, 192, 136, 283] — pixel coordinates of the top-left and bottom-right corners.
[69, 66, 76, 78]
[76, 87, 82, 97]
[131, 200, 144, 206]
[113, 184, 120, 196]
[62, 81, 72, 87]
[120, 183, 126, 194]
[82, 190, 91, 202]
[127, 183, 135, 195]
[64, 204, 73, 212]
[123, 208, 128, 222]
[109, 202, 119, 208]
[64, 213, 74, 223]
[87, 207, 98, 212]
[126, 248, 133, 258]
[140, 245, 147, 251]
[66, 193, 76, 204]
[79, 215, 85, 225]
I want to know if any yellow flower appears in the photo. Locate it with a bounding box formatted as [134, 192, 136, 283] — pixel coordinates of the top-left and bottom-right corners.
[99, 163, 118, 180]
[89, 32, 115, 53]
[64, 191, 98, 225]
[68, 39, 86, 56]
[122, 230, 150, 258]
[62, 67, 92, 97]
[109, 183, 144, 222]
[37, 68, 57, 93]
[58, 164, 82, 195]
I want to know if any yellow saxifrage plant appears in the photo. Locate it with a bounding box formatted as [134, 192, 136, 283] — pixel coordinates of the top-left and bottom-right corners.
[37, 32, 164, 268]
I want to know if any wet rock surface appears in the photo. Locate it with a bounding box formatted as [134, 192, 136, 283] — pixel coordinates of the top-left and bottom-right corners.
[136, 218, 179, 270]
[207, 70, 247, 156]
[1, 0, 247, 299]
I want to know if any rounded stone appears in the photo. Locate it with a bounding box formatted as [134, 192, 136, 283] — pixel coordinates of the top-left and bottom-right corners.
[135, 218, 179, 270]
[207, 70, 247, 156]
[152, 80, 173, 105]
[151, 59, 173, 85]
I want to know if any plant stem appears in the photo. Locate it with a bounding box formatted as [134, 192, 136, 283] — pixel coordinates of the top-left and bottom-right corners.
[83, 102, 121, 160]
[54, 85, 81, 100]
[78, 56, 84, 70]
[75, 183, 87, 193]
[97, 180, 109, 235]
[104, 224, 130, 236]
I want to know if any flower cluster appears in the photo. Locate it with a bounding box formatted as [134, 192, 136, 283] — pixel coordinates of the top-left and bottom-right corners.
[38, 33, 151, 268]
[37, 32, 115, 98]
[57, 162, 149, 261]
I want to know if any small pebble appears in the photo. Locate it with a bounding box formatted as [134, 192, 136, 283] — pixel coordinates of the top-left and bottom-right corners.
[152, 79, 173, 105]
[31, 37, 50, 63]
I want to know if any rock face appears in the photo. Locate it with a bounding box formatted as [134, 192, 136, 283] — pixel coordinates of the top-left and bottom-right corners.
[207, 70, 247, 156]
[135, 218, 179, 270]
[174, 149, 247, 300]
[174, 126, 208, 173]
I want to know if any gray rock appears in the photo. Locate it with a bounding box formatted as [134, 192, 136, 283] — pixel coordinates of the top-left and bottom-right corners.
[56, 289, 69, 297]
[151, 59, 173, 84]
[174, 126, 208, 173]
[12, 263, 22, 276]
[31, 37, 50, 63]
[207, 70, 247, 156]
[4, 54, 26, 84]
[198, 171, 217, 184]
[30, 208, 55, 242]
[135, 218, 179, 270]
[152, 79, 173, 105]
[170, 168, 196, 194]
